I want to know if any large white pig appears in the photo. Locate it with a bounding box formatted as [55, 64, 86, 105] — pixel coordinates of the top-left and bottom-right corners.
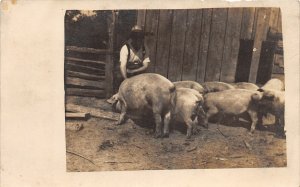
[173, 81, 205, 94]
[201, 81, 235, 93]
[163, 88, 205, 139]
[112, 73, 176, 138]
[202, 89, 262, 133]
[260, 78, 284, 91]
[230, 82, 259, 91]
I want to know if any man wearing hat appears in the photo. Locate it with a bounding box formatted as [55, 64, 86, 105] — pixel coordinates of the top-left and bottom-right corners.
[119, 25, 150, 79]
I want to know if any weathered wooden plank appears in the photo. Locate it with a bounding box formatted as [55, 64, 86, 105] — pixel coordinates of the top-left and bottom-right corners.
[144, 10, 160, 73]
[66, 77, 105, 89]
[205, 8, 228, 82]
[235, 39, 254, 82]
[66, 88, 105, 98]
[269, 8, 280, 30]
[154, 10, 173, 77]
[66, 70, 105, 81]
[66, 63, 105, 75]
[240, 8, 256, 40]
[66, 57, 106, 67]
[65, 112, 90, 120]
[66, 46, 111, 54]
[196, 8, 212, 83]
[256, 41, 276, 84]
[182, 9, 203, 81]
[66, 103, 119, 121]
[220, 8, 243, 83]
[137, 10, 146, 28]
[167, 9, 187, 81]
[105, 11, 116, 98]
[248, 8, 271, 83]
[277, 8, 282, 33]
[251, 8, 259, 40]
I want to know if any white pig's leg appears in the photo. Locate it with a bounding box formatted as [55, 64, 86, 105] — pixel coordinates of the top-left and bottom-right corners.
[116, 100, 127, 125]
[185, 118, 194, 139]
[163, 112, 171, 138]
[248, 110, 258, 133]
[152, 103, 163, 138]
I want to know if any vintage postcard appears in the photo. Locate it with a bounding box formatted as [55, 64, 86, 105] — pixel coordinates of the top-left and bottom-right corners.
[1, 0, 299, 187]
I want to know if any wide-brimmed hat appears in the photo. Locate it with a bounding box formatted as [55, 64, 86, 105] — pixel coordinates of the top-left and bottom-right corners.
[130, 25, 145, 38]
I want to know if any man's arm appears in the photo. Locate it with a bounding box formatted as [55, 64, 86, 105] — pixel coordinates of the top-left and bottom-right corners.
[119, 45, 128, 79]
[127, 44, 150, 73]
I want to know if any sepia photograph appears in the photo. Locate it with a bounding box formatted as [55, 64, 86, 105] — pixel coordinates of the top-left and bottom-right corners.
[64, 8, 286, 171]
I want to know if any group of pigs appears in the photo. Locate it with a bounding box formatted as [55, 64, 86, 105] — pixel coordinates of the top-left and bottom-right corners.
[107, 73, 285, 139]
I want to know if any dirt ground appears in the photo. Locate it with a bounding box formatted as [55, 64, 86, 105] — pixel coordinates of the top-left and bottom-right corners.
[65, 96, 286, 172]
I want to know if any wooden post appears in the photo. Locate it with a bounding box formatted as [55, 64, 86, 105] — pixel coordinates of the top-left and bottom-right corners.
[105, 11, 116, 98]
[220, 8, 243, 83]
[137, 10, 146, 28]
[248, 8, 271, 83]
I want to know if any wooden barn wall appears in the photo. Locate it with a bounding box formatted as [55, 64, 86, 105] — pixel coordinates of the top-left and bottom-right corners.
[135, 8, 282, 83]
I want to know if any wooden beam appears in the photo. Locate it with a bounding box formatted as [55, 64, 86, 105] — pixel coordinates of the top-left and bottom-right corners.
[240, 8, 256, 40]
[154, 10, 173, 77]
[205, 8, 228, 81]
[66, 88, 105, 98]
[105, 11, 116, 98]
[65, 57, 105, 66]
[66, 46, 111, 54]
[248, 8, 271, 83]
[144, 10, 160, 73]
[66, 77, 105, 89]
[66, 70, 105, 81]
[66, 103, 119, 121]
[268, 8, 280, 30]
[66, 63, 105, 75]
[65, 112, 90, 120]
[182, 9, 203, 81]
[196, 8, 212, 83]
[220, 8, 243, 83]
[137, 10, 146, 28]
[167, 9, 187, 81]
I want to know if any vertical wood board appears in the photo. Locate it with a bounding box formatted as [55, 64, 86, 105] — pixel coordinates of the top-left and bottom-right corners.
[167, 9, 188, 81]
[205, 8, 228, 81]
[182, 9, 203, 81]
[154, 10, 173, 77]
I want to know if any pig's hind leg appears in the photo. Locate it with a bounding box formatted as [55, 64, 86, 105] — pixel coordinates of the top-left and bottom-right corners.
[163, 111, 171, 138]
[116, 100, 128, 125]
[247, 109, 258, 133]
[153, 104, 164, 138]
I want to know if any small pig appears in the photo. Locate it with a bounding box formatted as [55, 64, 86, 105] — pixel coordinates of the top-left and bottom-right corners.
[230, 82, 259, 91]
[203, 89, 262, 133]
[201, 81, 235, 93]
[173, 81, 205, 94]
[113, 73, 176, 138]
[260, 78, 284, 91]
[255, 89, 285, 136]
[163, 88, 205, 138]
